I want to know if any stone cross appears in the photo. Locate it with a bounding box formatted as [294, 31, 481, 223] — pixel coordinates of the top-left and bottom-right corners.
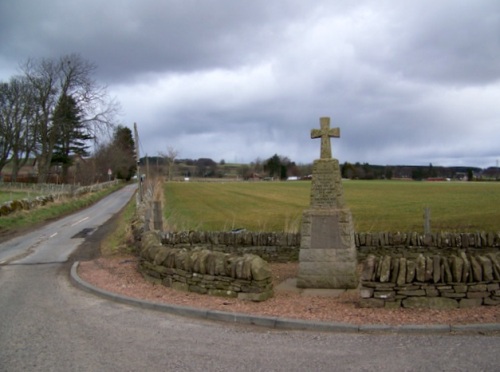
[311, 117, 340, 159]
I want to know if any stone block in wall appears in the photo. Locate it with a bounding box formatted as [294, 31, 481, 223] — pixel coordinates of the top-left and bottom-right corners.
[141, 230, 162, 251]
[406, 259, 416, 282]
[432, 256, 441, 283]
[367, 282, 396, 290]
[153, 247, 171, 265]
[425, 256, 433, 281]
[487, 232, 495, 246]
[191, 249, 210, 274]
[486, 253, 500, 280]
[384, 300, 402, 309]
[175, 249, 192, 272]
[469, 256, 483, 282]
[425, 288, 439, 297]
[449, 255, 463, 283]
[396, 257, 407, 286]
[415, 254, 426, 282]
[395, 284, 421, 291]
[484, 297, 500, 306]
[460, 233, 468, 248]
[373, 291, 395, 300]
[249, 255, 271, 281]
[487, 283, 499, 291]
[365, 233, 372, 247]
[423, 233, 433, 247]
[442, 257, 453, 283]
[141, 244, 163, 262]
[480, 232, 487, 247]
[441, 292, 466, 298]
[361, 254, 376, 281]
[189, 285, 208, 294]
[468, 284, 487, 292]
[453, 285, 467, 293]
[397, 289, 426, 296]
[379, 256, 392, 282]
[460, 252, 471, 283]
[412, 232, 421, 246]
[359, 288, 373, 298]
[389, 257, 399, 283]
[478, 256, 494, 281]
[392, 232, 403, 246]
[466, 292, 489, 299]
[459, 298, 483, 308]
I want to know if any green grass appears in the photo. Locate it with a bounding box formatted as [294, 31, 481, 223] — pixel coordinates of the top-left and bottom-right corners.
[0, 184, 125, 233]
[163, 180, 500, 232]
[0, 191, 40, 204]
[100, 196, 137, 256]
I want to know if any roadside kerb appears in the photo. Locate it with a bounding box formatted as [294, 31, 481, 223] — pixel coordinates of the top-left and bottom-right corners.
[70, 261, 499, 334]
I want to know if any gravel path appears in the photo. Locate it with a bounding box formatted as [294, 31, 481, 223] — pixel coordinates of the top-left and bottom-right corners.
[78, 255, 499, 326]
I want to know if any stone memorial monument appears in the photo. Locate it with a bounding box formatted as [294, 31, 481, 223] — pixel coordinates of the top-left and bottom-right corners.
[297, 117, 358, 289]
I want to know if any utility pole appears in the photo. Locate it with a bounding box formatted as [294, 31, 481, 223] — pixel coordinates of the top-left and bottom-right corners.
[134, 122, 143, 202]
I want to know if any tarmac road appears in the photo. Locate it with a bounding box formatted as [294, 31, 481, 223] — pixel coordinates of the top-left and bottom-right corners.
[0, 184, 499, 371]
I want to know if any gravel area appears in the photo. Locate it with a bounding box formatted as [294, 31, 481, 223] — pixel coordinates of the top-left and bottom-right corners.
[78, 255, 499, 326]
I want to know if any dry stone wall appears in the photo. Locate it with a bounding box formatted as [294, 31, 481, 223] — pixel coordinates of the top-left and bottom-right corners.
[159, 230, 500, 263]
[356, 231, 500, 259]
[0, 195, 55, 216]
[160, 230, 300, 262]
[0, 180, 119, 216]
[360, 252, 500, 308]
[139, 231, 274, 301]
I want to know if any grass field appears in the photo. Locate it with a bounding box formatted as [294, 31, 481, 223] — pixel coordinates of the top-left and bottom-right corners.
[0, 191, 39, 204]
[163, 180, 500, 232]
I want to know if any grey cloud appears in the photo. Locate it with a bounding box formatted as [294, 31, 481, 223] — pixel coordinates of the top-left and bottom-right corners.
[1, 0, 499, 168]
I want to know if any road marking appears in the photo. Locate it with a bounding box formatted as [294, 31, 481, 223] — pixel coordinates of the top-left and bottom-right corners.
[71, 217, 89, 226]
[50, 233, 58, 238]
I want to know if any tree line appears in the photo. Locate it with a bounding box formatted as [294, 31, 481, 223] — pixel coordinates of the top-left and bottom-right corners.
[0, 54, 136, 184]
[146, 151, 487, 182]
[144, 153, 310, 180]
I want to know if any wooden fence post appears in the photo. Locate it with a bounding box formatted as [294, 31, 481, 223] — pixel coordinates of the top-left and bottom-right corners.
[153, 201, 163, 231]
[424, 207, 431, 234]
[144, 207, 151, 232]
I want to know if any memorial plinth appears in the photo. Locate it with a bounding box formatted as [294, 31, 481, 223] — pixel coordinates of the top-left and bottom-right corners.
[297, 117, 358, 289]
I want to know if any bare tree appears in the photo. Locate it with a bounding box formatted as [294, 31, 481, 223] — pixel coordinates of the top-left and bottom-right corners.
[21, 53, 119, 183]
[0, 76, 38, 180]
[159, 146, 179, 181]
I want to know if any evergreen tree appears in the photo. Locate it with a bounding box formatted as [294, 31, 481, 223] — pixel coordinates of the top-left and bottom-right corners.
[51, 93, 92, 182]
[111, 125, 136, 180]
[264, 154, 282, 179]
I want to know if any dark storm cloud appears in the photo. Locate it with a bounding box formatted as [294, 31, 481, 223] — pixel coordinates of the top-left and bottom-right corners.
[1, 0, 499, 167]
[0, 0, 309, 82]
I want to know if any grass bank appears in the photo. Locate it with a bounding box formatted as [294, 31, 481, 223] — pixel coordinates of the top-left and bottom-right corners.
[0, 183, 126, 235]
[100, 195, 137, 256]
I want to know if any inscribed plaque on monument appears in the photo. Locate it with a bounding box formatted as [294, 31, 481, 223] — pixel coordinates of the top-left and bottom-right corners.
[310, 214, 342, 249]
[310, 159, 344, 209]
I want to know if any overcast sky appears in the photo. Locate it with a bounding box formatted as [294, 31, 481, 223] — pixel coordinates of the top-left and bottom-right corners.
[1, 0, 499, 168]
